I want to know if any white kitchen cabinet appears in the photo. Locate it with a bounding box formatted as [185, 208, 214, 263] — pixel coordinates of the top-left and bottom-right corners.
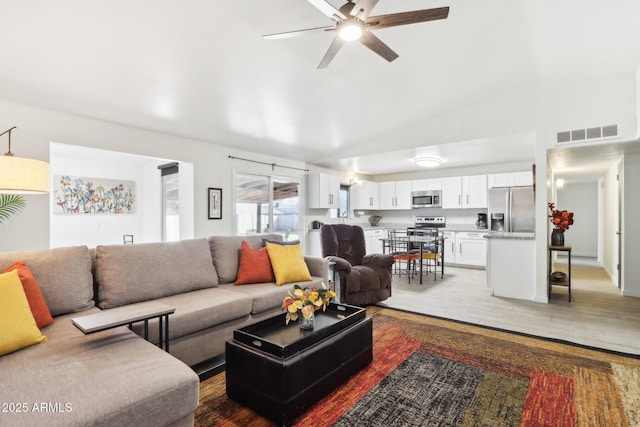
[442, 175, 487, 209]
[442, 231, 487, 267]
[514, 171, 534, 186]
[364, 229, 385, 254]
[379, 181, 412, 210]
[426, 178, 442, 191]
[462, 175, 488, 208]
[441, 177, 463, 209]
[442, 231, 456, 265]
[456, 231, 487, 266]
[411, 178, 442, 192]
[351, 180, 379, 210]
[307, 173, 340, 209]
[488, 171, 534, 188]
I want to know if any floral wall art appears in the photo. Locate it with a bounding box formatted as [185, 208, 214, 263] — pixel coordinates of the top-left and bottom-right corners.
[54, 175, 136, 214]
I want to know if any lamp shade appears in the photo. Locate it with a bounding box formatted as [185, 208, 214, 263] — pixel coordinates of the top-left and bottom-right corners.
[0, 156, 49, 194]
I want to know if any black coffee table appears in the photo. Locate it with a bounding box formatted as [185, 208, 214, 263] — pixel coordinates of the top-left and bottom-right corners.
[225, 303, 372, 426]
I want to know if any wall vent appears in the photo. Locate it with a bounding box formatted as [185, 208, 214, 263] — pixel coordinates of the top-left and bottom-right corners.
[556, 124, 618, 143]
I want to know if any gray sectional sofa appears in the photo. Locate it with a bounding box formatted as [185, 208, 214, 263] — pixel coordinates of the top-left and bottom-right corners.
[0, 234, 328, 427]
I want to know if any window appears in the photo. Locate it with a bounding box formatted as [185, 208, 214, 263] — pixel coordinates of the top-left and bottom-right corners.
[235, 172, 300, 241]
[339, 184, 350, 218]
[158, 162, 179, 242]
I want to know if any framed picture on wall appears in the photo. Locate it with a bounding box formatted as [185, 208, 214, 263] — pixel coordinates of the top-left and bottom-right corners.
[208, 188, 222, 220]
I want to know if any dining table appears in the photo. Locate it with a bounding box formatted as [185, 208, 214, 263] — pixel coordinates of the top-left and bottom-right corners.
[380, 234, 445, 284]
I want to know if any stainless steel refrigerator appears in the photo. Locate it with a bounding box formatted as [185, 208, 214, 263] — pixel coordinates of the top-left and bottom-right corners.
[488, 187, 535, 232]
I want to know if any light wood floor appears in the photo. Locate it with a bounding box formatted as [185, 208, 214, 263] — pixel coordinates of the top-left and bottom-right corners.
[376, 259, 640, 355]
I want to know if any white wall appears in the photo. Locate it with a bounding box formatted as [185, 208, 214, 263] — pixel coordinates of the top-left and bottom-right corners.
[622, 152, 640, 297]
[49, 143, 190, 248]
[0, 99, 306, 251]
[556, 182, 598, 257]
[50, 149, 147, 248]
[602, 162, 620, 285]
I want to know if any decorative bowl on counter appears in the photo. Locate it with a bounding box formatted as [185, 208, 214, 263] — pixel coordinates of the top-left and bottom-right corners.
[368, 215, 382, 227]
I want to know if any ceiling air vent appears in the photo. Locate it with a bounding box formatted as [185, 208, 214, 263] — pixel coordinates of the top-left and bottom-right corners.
[557, 124, 618, 143]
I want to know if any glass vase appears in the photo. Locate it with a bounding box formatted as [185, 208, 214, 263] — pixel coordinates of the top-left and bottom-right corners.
[300, 312, 315, 330]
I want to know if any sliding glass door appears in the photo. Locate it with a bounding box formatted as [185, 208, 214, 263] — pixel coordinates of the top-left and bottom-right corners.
[235, 172, 300, 241]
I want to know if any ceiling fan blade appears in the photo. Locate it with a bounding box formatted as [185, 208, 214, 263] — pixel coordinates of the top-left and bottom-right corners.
[263, 26, 335, 40]
[359, 31, 398, 62]
[306, 0, 347, 21]
[317, 36, 345, 69]
[367, 7, 449, 30]
[350, 0, 379, 20]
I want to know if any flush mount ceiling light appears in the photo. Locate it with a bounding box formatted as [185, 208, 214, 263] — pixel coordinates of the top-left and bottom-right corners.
[415, 157, 441, 168]
[0, 127, 49, 194]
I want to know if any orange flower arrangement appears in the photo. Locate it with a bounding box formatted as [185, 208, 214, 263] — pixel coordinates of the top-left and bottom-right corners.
[548, 203, 574, 233]
[282, 283, 335, 325]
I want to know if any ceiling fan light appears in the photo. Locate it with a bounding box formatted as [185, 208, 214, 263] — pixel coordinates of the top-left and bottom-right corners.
[415, 157, 441, 168]
[339, 23, 363, 41]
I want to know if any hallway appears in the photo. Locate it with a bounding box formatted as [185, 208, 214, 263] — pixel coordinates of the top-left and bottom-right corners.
[376, 263, 640, 355]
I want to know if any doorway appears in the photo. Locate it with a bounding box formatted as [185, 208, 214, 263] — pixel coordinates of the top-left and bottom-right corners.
[548, 142, 623, 295]
[49, 142, 193, 247]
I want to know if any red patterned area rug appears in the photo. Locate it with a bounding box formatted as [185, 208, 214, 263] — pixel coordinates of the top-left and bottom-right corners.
[195, 307, 640, 426]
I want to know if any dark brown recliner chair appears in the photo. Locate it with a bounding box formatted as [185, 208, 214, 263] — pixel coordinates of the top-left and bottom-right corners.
[320, 224, 394, 306]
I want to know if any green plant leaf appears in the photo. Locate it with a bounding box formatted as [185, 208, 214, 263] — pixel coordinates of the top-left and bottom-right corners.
[0, 194, 26, 224]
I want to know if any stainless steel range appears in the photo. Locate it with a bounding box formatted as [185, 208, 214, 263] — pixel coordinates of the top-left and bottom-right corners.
[406, 216, 445, 252]
[408, 216, 446, 235]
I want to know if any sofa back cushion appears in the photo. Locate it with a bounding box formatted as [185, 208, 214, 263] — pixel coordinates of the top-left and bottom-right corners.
[208, 234, 283, 284]
[0, 246, 94, 317]
[95, 238, 219, 309]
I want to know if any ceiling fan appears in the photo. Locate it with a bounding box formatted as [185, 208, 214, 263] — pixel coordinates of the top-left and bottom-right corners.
[263, 0, 449, 69]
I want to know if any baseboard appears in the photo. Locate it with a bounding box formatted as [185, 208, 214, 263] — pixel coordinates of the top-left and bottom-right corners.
[192, 354, 226, 381]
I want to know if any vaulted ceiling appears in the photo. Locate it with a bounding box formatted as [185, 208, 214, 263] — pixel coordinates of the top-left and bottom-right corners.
[1, 0, 640, 176]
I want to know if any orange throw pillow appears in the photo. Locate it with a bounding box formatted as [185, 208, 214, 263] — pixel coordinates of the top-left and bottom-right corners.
[234, 241, 276, 285]
[3, 261, 54, 328]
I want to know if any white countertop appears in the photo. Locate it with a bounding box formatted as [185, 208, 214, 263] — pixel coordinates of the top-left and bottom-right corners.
[485, 232, 535, 240]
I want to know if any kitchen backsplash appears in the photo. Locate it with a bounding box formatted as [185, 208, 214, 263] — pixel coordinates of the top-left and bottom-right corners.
[309, 208, 488, 230]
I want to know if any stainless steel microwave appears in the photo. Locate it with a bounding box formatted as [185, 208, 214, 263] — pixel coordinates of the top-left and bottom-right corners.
[411, 190, 442, 208]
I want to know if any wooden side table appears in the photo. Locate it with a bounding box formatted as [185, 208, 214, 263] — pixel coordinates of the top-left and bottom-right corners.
[548, 245, 572, 302]
[72, 302, 175, 351]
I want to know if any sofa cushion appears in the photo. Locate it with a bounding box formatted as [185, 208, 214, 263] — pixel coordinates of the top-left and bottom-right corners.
[0, 246, 94, 317]
[0, 270, 47, 356]
[221, 277, 325, 315]
[235, 241, 275, 285]
[209, 234, 283, 284]
[3, 260, 54, 328]
[0, 308, 199, 426]
[95, 238, 219, 309]
[130, 287, 253, 342]
[266, 242, 312, 286]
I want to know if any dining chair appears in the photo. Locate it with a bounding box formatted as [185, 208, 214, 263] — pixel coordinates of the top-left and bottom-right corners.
[419, 228, 444, 281]
[387, 230, 420, 283]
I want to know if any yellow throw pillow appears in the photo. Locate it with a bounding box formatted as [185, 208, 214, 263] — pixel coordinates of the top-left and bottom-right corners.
[0, 270, 47, 356]
[265, 242, 312, 286]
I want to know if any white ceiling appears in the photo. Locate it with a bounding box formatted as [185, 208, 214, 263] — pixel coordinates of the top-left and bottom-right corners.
[1, 0, 640, 177]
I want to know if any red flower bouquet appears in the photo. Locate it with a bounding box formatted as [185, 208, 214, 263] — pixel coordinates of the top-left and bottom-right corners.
[548, 203, 574, 233]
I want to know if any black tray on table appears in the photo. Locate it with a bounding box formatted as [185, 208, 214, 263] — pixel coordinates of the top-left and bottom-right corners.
[232, 303, 366, 358]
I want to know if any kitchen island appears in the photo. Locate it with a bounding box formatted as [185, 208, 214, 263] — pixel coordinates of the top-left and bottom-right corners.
[485, 232, 536, 300]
